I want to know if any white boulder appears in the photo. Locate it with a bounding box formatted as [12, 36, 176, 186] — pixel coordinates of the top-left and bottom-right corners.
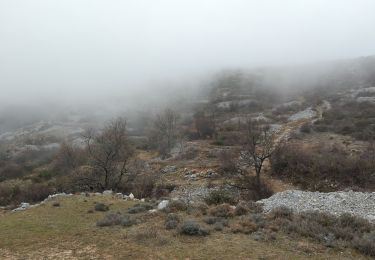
[157, 200, 169, 210]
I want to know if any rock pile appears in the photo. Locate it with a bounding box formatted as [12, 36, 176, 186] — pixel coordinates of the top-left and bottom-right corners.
[258, 190, 375, 222]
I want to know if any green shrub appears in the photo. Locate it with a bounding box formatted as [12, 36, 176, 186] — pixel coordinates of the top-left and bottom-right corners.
[94, 203, 109, 212]
[179, 221, 209, 236]
[205, 189, 236, 205]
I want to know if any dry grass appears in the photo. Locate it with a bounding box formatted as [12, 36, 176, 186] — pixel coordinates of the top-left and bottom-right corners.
[0, 195, 369, 259]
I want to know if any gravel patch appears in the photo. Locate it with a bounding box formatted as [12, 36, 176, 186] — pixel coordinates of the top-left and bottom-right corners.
[288, 107, 316, 121]
[258, 190, 375, 222]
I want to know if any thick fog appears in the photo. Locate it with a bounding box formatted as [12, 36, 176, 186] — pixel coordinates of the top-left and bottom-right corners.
[1, 0, 375, 106]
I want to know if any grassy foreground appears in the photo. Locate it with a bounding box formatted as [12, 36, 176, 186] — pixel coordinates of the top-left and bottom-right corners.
[0, 195, 368, 259]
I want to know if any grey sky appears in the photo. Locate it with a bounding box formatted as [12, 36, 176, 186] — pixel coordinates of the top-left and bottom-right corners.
[1, 0, 375, 103]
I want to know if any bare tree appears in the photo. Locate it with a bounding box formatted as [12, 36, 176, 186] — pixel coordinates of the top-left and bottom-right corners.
[82, 117, 134, 191]
[193, 110, 215, 139]
[241, 119, 274, 185]
[226, 119, 274, 200]
[149, 109, 179, 158]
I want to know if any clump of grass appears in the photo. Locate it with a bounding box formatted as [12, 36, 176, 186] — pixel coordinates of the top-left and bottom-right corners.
[121, 215, 137, 227]
[164, 199, 187, 213]
[96, 212, 136, 227]
[132, 226, 169, 245]
[268, 206, 293, 220]
[231, 216, 258, 234]
[213, 222, 224, 231]
[353, 232, 375, 257]
[209, 204, 234, 218]
[203, 216, 229, 227]
[127, 203, 153, 214]
[179, 221, 209, 236]
[94, 203, 109, 212]
[96, 212, 123, 226]
[188, 202, 209, 216]
[234, 201, 249, 216]
[269, 209, 375, 257]
[52, 202, 60, 207]
[165, 213, 180, 230]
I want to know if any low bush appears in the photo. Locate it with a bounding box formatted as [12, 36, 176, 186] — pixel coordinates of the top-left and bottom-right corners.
[271, 142, 375, 191]
[132, 226, 169, 245]
[0, 180, 55, 207]
[96, 212, 123, 226]
[313, 101, 375, 141]
[179, 221, 209, 236]
[269, 206, 293, 220]
[300, 122, 312, 133]
[94, 203, 109, 212]
[128, 206, 147, 214]
[234, 201, 249, 216]
[268, 209, 375, 257]
[165, 199, 187, 213]
[203, 216, 229, 227]
[96, 212, 136, 227]
[353, 232, 375, 257]
[121, 215, 137, 227]
[231, 217, 258, 234]
[188, 202, 209, 216]
[165, 213, 181, 230]
[205, 189, 237, 205]
[209, 204, 234, 218]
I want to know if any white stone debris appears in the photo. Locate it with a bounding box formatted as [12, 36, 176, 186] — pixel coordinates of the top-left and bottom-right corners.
[102, 190, 113, 195]
[157, 200, 169, 210]
[258, 190, 375, 222]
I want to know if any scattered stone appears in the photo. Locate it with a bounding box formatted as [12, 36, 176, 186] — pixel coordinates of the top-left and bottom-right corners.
[288, 107, 316, 121]
[103, 190, 113, 196]
[129, 193, 135, 200]
[12, 202, 30, 211]
[115, 193, 123, 199]
[258, 190, 375, 222]
[161, 165, 177, 174]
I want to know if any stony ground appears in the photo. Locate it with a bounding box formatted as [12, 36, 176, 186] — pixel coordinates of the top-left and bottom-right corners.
[258, 190, 375, 222]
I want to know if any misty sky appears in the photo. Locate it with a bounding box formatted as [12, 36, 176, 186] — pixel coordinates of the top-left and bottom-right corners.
[1, 0, 375, 103]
